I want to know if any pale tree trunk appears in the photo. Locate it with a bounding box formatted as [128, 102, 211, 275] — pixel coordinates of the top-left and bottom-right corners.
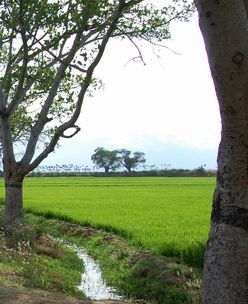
[195, 1, 248, 303]
[5, 174, 24, 221]
[1, 116, 25, 222]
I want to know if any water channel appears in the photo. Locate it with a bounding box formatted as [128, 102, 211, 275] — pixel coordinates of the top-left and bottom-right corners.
[54, 237, 122, 301]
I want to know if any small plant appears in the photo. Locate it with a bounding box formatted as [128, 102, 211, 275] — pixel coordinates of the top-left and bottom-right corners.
[0, 207, 42, 249]
[123, 255, 190, 304]
[34, 235, 64, 258]
[1, 222, 40, 249]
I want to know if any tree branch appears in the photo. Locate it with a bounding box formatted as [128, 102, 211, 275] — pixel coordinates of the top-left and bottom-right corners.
[23, 0, 129, 174]
[20, 32, 83, 166]
[61, 125, 81, 138]
[125, 34, 146, 65]
[7, 1, 30, 115]
[0, 85, 6, 112]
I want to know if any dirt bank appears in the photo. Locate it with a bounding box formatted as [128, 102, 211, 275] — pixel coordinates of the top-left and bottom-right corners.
[0, 286, 137, 304]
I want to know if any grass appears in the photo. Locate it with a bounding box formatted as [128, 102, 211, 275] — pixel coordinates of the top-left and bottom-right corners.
[0, 176, 215, 266]
[0, 212, 85, 300]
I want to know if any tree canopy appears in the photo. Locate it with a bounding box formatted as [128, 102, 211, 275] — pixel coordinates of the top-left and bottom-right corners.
[91, 147, 120, 173]
[0, 0, 193, 220]
[118, 149, 146, 172]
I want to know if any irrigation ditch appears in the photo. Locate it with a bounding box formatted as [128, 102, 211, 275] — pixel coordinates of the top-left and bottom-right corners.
[53, 237, 122, 301]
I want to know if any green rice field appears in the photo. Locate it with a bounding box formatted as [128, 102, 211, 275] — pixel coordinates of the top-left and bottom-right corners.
[1, 177, 215, 264]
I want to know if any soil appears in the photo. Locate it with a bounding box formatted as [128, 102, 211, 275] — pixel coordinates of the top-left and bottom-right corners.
[0, 286, 137, 304]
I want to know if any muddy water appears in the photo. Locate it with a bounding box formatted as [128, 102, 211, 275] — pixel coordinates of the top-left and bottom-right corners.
[54, 237, 122, 301]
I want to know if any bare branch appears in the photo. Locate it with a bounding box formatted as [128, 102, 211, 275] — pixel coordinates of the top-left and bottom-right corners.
[61, 125, 81, 138]
[126, 34, 146, 65]
[69, 63, 87, 73]
[125, 0, 144, 7]
[139, 34, 181, 55]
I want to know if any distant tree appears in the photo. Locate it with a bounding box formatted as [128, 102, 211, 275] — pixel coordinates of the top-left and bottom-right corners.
[192, 165, 207, 177]
[91, 147, 120, 173]
[118, 149, 146, 172]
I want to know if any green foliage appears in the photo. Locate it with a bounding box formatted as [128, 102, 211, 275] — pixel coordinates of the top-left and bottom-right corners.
[118, 149, 146, 172]
[91, 147, 121, 173]
[91, 147, 146, 172]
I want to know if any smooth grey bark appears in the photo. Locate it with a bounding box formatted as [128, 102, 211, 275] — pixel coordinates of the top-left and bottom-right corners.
[1, 116, 25, 220]
[5, 176, 24, 220]
[195, 1, 248, 303]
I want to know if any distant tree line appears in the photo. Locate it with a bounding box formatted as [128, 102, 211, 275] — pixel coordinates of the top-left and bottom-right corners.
[27, 162, 216, 178]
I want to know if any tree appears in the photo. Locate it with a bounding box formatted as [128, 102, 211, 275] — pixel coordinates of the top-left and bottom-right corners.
[91, 147, 120, 173]
[195, 1, 248, 303]
[118, 149, 146, 172]
[0, 0, 193, 221]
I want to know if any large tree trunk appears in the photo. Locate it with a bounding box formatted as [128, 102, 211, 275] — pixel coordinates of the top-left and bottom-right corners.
[5, 176, 24, 221]
[4, 165, 24, 221]
[196, 1, 248, 303]
[0, 115, 25, 222]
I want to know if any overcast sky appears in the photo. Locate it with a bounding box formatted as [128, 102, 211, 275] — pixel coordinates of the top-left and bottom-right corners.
[43, 13, 221, 170]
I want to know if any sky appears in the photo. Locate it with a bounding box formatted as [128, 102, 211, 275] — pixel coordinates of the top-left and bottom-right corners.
[43, 13, 221, 170]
